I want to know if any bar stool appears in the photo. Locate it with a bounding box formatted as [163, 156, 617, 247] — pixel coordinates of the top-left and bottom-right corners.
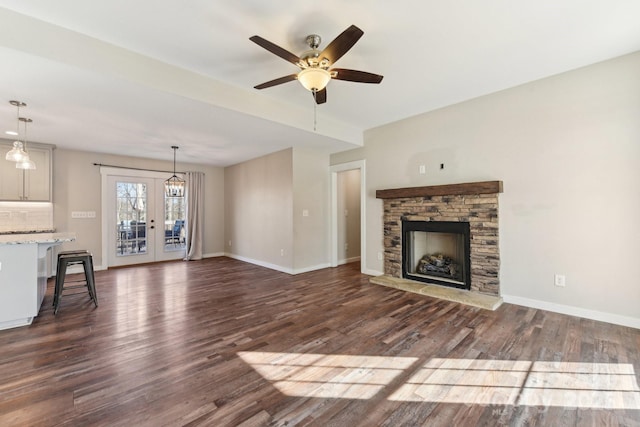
[54, 251, 98, 314]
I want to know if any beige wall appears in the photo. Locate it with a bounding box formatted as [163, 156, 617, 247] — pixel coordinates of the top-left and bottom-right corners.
[224, 148, 294, 270]
[53, 148, 224, 267]
[292, 146, 332, 272]
[331, 52, 640, 324]
[224, 146, 334, 273]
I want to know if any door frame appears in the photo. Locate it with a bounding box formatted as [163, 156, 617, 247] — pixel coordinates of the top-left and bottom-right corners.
[100, 166, 185, 268]
[329, 160, 366, 273]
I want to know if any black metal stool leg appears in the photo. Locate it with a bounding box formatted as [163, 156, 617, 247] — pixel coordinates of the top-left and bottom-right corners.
[83, 256, 98, 307]
[54, 258, 68, 315]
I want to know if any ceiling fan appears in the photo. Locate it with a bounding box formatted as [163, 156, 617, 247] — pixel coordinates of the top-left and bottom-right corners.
[250, 25, 383, 104]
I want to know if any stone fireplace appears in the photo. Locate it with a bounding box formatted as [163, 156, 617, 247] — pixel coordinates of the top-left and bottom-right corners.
[376, 181, 502, 296]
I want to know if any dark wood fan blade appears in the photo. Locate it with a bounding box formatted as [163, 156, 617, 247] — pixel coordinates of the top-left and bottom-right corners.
[331, 68, 384, 84]
[313, 88, 327, 104]
[319, 25, 363, 65]
[250, 35, 301, 65]
[254, 74, 298, 89]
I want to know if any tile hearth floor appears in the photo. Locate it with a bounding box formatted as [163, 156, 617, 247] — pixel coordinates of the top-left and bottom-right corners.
[369, 275, 503, 310]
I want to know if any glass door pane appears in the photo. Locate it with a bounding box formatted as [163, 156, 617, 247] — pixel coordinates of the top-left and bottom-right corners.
[163, 195, 185, 252]
[116, 181, 148, 256]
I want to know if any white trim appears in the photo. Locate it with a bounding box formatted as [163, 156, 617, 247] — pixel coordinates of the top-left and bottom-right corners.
[502, 294, 640, 330]
[329, 160, 366, 274]
[338, 256, 361, 266]
[203, 252, 225, 258]
[225, 253, 293, 274]
[292, 263, 331, 275]
[224, 253, 331, 276]
[363, 268, 384, 277]
[0, 317, 33, 330]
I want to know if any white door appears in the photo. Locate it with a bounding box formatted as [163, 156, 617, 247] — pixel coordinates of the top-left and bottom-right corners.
[107, 175, 186, 267]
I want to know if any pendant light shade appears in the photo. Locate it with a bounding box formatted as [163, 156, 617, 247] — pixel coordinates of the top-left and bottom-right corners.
[6, 140, 28, 162]
[5, 100, 29, 162]
[164, 145, 185, 197]
[15, 117, 35, 170]
[16, 157, 36, 170]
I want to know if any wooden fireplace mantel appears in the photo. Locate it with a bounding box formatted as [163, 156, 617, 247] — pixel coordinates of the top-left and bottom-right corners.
[376, 180, 503, 199]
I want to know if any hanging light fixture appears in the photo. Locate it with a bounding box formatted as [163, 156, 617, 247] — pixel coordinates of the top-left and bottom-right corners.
[5, 100, 28, 162]
[16, 117, 36, 170]
[164, 145, 185, 197]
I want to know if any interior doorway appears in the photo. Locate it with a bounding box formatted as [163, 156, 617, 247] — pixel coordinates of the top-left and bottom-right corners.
[330, 160, 366, 273]
[336, 169, 361, 265]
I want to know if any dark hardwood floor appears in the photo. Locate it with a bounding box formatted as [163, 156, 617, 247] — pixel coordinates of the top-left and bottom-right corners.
[0, 257, 639, 426]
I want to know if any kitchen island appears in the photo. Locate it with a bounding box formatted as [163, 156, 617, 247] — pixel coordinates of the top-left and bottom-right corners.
[0, 232, 75, 330]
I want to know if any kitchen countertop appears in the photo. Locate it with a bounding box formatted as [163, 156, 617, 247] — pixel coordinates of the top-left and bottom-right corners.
[0, 229, 56, 235]
[0, 232, 76, 245]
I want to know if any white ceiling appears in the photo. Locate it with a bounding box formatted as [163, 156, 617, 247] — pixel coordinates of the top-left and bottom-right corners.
[0, 1, 638, 166]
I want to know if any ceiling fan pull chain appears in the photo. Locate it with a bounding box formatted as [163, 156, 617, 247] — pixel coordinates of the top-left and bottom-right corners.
[313, 89, 317, 131]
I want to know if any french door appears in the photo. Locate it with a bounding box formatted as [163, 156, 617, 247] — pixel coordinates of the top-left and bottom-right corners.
[106, 174, 186, 267]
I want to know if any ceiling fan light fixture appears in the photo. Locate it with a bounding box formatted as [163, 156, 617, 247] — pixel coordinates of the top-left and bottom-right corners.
[297, 68, 331, 92]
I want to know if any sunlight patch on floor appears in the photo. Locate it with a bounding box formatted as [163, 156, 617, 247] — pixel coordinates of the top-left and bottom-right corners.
[237, 351, 417, 400]
[238, 352, 640, 409]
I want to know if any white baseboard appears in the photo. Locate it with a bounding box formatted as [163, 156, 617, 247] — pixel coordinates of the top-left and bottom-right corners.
[292, 263, 331, 275]
[502, 294, 640, 330]
[225, 253, 293, 274]
[203, 252, 225, 258]
[362, 268, 384, 277]
[338, 256, 361, 266]
[224, 253, 332, 276]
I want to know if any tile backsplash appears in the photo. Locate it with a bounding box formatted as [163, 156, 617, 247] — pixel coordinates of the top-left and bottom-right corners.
[0, 202, 54, 233]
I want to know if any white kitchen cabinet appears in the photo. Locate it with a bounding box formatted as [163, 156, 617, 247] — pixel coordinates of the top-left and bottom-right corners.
[0, 142, 53, 201]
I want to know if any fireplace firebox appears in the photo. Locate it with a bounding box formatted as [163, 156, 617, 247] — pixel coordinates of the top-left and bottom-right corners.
[402, 220, 471, 290]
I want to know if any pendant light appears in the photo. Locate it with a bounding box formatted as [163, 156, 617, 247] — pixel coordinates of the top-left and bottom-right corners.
[16, 117, 36, 170]
[164, 145, 185, 197]
[5, 100, 28, 162]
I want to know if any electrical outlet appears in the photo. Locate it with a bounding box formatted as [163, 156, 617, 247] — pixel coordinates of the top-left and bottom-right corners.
[554, 274, 566, 287]
[344, 243, 348, 251]
[280, 249, 284, 256]
[377, 252, 383, 261]
[302, 209, 309, 217]
[419, 165, 426, 174]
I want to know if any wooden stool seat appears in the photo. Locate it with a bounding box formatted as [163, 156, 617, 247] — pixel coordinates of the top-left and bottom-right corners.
[54, 252, 98, 314]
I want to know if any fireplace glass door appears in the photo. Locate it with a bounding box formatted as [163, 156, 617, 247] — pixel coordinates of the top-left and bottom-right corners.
[402, 221, 471, 290]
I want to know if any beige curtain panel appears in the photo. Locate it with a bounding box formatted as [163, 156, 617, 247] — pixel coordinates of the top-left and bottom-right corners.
[184, 171, 204, 260]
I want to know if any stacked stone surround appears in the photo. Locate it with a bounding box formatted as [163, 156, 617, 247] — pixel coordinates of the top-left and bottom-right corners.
[382, 192, 500, 296]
